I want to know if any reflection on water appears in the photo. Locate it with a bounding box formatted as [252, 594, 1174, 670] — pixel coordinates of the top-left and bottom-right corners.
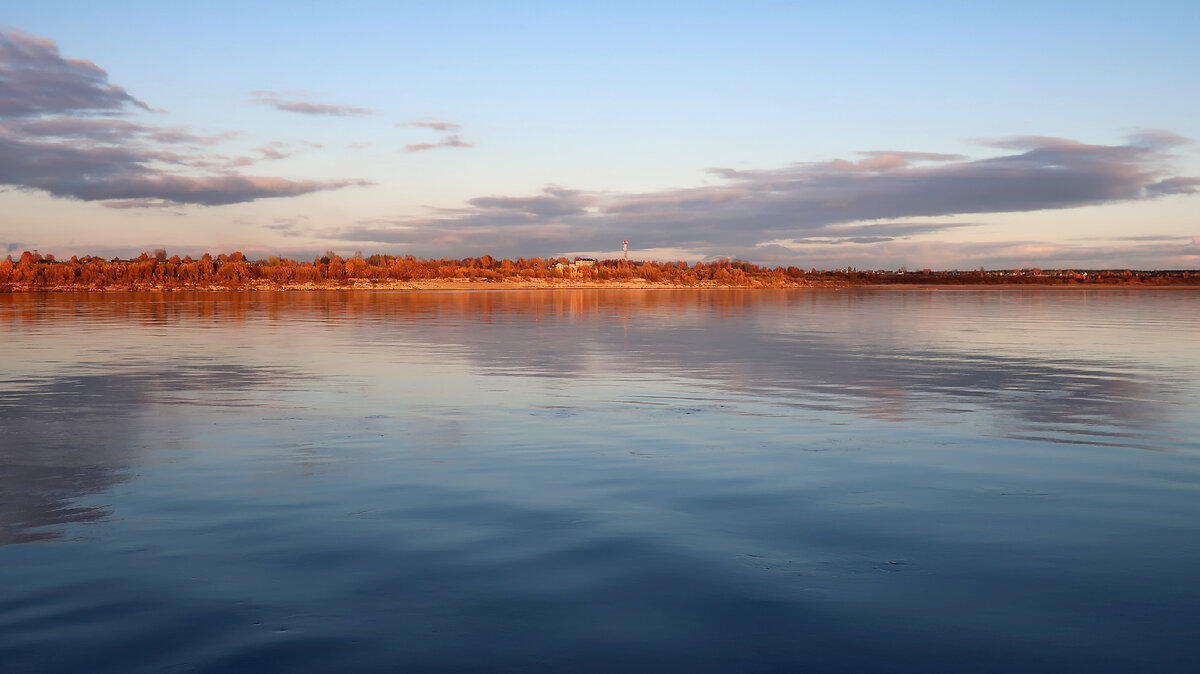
[0, 363, 299, 544]
[0, 373, 135, 545]
[1, 289, 1199, 672]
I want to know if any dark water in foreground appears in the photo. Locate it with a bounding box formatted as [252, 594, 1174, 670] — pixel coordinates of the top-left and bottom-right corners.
[1, 289, 1198, 672]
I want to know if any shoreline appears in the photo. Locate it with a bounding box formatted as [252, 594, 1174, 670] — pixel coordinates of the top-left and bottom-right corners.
[4, 279, 1198, 293]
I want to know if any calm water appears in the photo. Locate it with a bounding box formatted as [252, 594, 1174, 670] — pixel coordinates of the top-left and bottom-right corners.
[2, 289, 1198, 672]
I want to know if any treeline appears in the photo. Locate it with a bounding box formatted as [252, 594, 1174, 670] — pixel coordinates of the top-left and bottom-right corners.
[0, 250, 815, 289]
[866, 268, 1199, 285]
[3, 250, 1196, 290]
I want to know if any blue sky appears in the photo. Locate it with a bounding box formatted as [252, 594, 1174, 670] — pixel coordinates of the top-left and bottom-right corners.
[2, 1, 1197, 268]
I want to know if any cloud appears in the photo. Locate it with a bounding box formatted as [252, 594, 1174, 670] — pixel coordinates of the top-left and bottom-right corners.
[0, 29, 372, 207]
[9, 117, 145, 141]
[254, 141, 293, 161]
[70, 175, 372, 207]
[467, 187, 592, 217]
[598, 136, 1195, 244]
[264, 215, 310, 237]
[1125, 129, 1192, 150]
[399, 119, 462, 131]
[1106, 234, 1194, 242]
[784, 222, 980, 244]
[321, 135, 1197, 261]
[249, 90, 372, 116]
[400, 119, 475, 152]
[405, 134, 475, 153]
[248, 140, 322, 162]
[101, 198, 186, 210]
[748, 238, 1200, 272]
[0, 28, 150, 116]
[0, 120, 372, 206]
[1145, 177, 1200, 195]
[858, 151, 966, 162]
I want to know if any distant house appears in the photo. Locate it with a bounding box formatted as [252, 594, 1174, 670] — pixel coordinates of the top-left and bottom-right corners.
[551, 257, 598, 277]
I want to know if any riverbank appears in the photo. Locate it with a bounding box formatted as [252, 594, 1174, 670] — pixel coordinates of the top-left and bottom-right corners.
[6, 278, 1199, 292]
[8, 252, 1195, 292]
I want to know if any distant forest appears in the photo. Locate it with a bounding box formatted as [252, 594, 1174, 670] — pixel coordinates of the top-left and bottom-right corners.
[2, 250, 1196, 290]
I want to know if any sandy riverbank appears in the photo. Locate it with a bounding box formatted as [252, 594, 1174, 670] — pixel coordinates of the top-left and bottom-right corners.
[5, 278, 1197, 292]
[2, 278, 833, 292]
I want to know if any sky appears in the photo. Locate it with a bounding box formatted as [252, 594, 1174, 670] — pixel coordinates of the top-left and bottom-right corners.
[2, 1, 1198, 269]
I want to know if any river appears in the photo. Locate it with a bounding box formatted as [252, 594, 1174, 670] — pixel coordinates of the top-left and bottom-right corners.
[2, 289, 1198, 672]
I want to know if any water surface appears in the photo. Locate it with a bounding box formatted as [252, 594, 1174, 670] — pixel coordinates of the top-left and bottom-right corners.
[2, 289, 1198, 672]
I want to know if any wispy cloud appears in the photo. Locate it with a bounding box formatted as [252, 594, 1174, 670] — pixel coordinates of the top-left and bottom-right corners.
[248, 140, 322, 162]
[249, 90, 372, 116]
[264, 215, 310, 237]
[0, 29, 372, 207]
[400, 118, 475, 152]
[399, 119, 462, 131]
[405, 134, 475, 153]
[324, 134, 1197, 261]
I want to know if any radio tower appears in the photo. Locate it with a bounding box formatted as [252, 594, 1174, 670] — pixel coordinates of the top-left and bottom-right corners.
[623, 239, 628, 261]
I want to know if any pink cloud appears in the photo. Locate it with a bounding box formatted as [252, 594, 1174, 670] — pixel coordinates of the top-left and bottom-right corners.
[249, 90, 372, 116]
[399, 119, 462, 131]
[405, 135, 475, 153]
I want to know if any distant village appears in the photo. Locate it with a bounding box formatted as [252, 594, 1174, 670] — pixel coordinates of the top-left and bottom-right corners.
[1, 249, 1197, 290]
